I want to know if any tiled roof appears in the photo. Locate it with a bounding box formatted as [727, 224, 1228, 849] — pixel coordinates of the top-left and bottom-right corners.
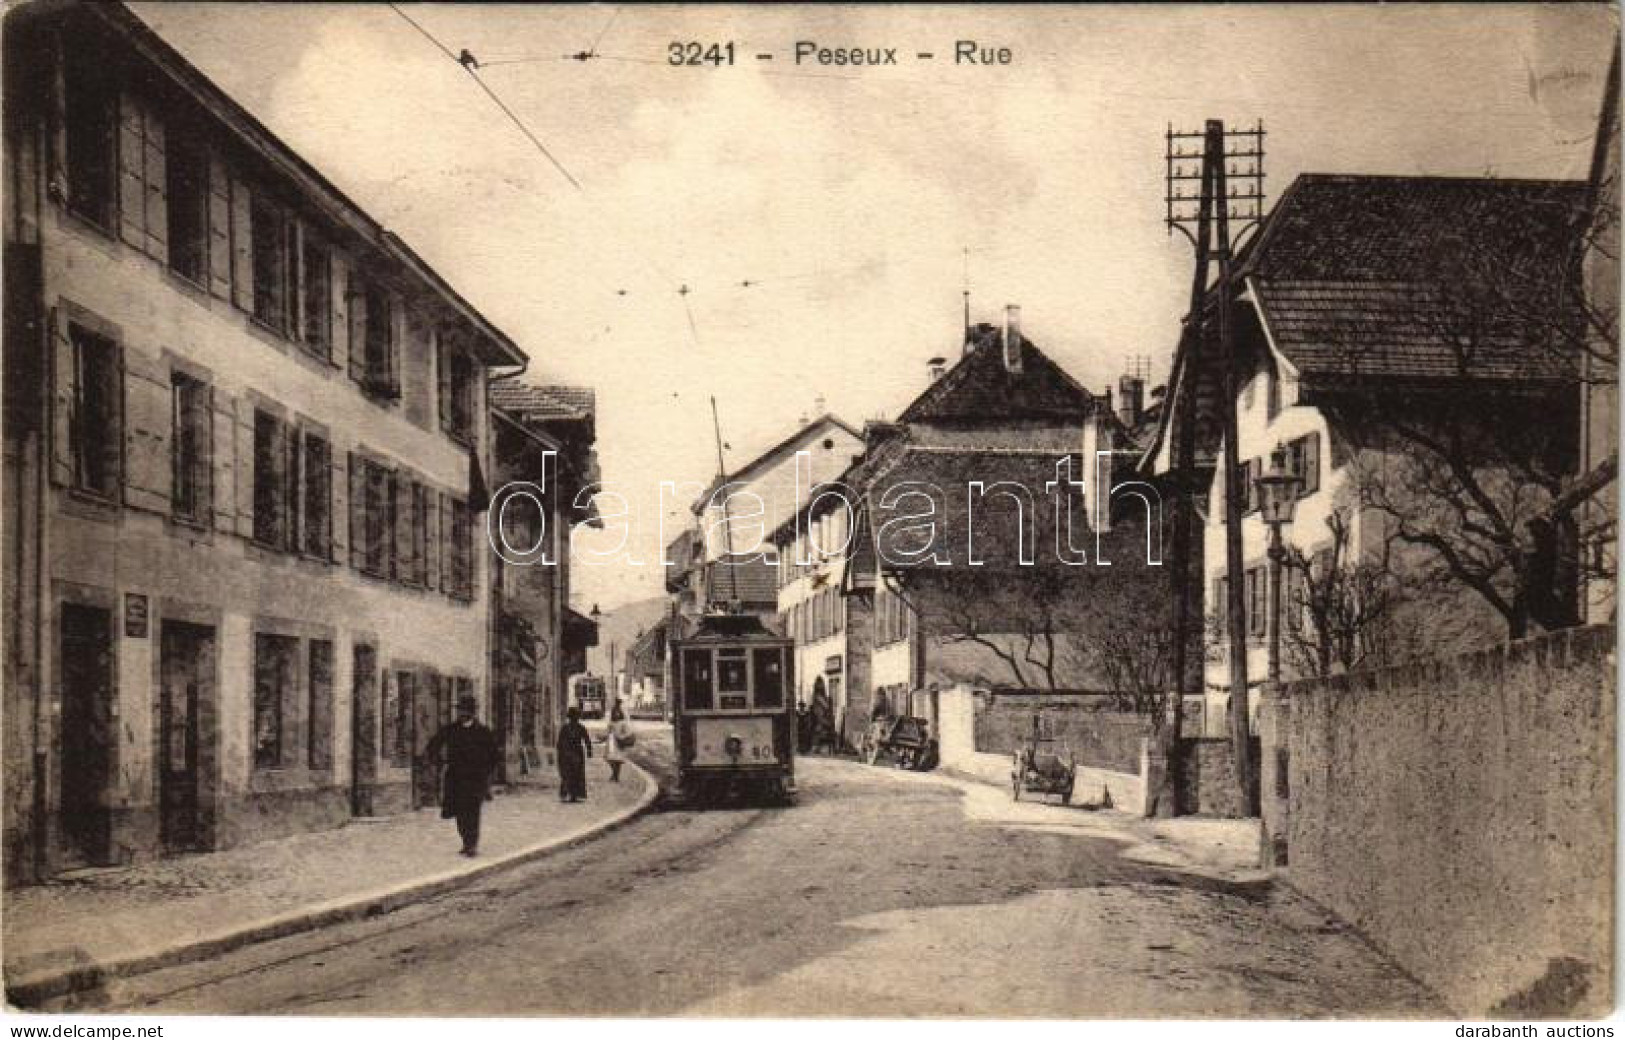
[899, 326, 1094, 424]
[1247, 174, 1587, 382]
[705, 554, 780, 607]
[692, 414, 862, 511]
[490, 381, 596, 421]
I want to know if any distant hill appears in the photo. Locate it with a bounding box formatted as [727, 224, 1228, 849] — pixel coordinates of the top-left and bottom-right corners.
[584, 595, 671, 677]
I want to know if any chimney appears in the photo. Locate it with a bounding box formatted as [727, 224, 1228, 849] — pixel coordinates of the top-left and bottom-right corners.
[1003, 304, 1022, 374]
[812, 394, 826, 418]
[927, 356, 947, 382]
[1117, 374, 1145, 427]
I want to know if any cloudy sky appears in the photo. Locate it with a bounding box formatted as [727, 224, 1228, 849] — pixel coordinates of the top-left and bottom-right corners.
[130, 3, 1615, 609]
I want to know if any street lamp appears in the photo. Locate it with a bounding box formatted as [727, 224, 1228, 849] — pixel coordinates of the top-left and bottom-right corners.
[1255, 442, 1303, 686]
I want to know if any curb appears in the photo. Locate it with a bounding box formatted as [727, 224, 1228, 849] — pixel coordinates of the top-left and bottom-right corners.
[6, 761, 660, 1008]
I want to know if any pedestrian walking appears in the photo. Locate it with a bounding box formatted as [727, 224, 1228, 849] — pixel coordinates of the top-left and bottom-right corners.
[605, 700, 632, 783]
[424, 694, 499, 857]
[557, 705, 593, 802]
[795, 698, 811, 754]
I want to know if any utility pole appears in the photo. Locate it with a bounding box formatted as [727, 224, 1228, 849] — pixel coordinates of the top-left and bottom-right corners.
[1164, 118, 1266, 815]
[710, 396, 738, 608]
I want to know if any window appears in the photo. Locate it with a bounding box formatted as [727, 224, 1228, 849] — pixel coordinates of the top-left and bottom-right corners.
[438, 338, 476, 442]
[166, 132, 209, 285]
[445, 496, 472, 600]
[253, 632, 298, 769]
[1246, 566, 1267, 639]
[1266, 369, 1282, 420]
[351, 280, 399, 399]
[300, 430, 331, 559]
[682, 649, 713, 710]
[1237, 458, 1262, 514]
[299, 233, 331, 357]
[65, 325, 121, 499]
[253, 410, 295, 549]
[411, 482, 431, 586]
[249, 194, 293, 332]
[1287, 433, 1321, 497]
[752, 648, 784, 708]
[170, 372, 211, 524]
[61, 48, 117, 230]
[308, 639, 333, 770]
[357, 459, 395, 578]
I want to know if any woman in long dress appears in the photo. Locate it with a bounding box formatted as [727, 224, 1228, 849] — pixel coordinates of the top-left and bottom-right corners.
[556, 705, 592, 802]
[605, 701, 630, 782]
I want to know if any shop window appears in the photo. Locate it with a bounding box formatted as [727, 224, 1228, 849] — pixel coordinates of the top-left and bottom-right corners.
[253, 632, 298, 769]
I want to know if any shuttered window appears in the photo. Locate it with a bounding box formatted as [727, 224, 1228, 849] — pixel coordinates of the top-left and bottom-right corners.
[170, 372, 211, 524]
[358, 460, 394, 579]
[252, 410, 296, 550]
[445, 495, 473, 601]
[249, 194, 293, 333]
[438, 337, 476, 442]
[62, 48, 118, 231]
[350, 278, 399, 400]
[1289, 433, 1321, 496]
[300, 430, 332, 559]
[55, 323, 121, 500]
[165, 130, 209, 286]
[299, 231, 331, 359]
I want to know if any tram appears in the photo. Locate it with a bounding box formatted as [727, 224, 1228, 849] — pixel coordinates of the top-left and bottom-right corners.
[669, 612, 796, 805]
[570, 673, 606, 720]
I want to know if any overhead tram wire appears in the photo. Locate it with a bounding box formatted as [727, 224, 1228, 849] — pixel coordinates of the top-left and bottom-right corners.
[386, 3, 581, 191]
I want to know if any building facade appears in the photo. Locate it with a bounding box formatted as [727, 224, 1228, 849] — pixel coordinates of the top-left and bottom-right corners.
[3, 3, 525, 883]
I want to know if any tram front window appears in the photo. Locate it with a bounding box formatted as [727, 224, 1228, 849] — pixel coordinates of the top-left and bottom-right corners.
[752, 648, 784, 708]
[682, 650, 713, 710]
[717, 649, 748, 710]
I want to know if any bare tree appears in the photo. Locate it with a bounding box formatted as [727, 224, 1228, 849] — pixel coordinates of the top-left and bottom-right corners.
[1325, 179, 1615, 641]
[1280, 510, 1405, 678]
[1062, 574, 1176, 721]
[932, 568, 1068, 691]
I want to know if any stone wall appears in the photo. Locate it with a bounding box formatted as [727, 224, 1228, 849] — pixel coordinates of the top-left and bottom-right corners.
[1261, 625, 1615, 1016]
[973, 695, 1152, 774]
[1175, 737, 1255, 818]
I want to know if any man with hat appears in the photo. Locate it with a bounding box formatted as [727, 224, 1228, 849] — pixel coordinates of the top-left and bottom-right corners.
[425, 693, 500, 856]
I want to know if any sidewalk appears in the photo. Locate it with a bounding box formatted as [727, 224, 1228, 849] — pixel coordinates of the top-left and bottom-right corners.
[4, 757, 655, 1005]
[917, 753, 1268, 886]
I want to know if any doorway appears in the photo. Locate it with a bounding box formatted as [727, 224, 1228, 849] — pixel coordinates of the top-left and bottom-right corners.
[158, 621, 214, 853]
[59, 602, 114, 868]
[351, 644, 377, 816]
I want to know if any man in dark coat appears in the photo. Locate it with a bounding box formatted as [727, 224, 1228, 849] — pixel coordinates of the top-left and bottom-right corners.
[425, 694, 500, 856]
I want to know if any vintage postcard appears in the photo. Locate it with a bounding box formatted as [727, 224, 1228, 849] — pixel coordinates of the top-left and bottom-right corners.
[1, 2, 1617, 1031]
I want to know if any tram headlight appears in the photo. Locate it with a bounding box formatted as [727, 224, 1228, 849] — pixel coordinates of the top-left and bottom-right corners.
[723, 734, 744, 762]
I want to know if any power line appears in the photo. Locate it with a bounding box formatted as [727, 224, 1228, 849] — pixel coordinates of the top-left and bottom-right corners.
[386, 3, 581, 191]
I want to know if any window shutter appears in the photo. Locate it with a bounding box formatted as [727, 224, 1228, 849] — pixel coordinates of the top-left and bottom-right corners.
[347, 452, 366, 571]
[116, 92, 145, 250]
[206, 151, 232, 299]
[48, 310, 74, 487]
[229, 176, 254, 312]
[330, 447, 348, 563]
[141, 105, 167, 263]
[210, 386, 235, 531]
[121, 350, 171, 513]
[439, 492, 452, 593]
[436, 334, 452, 432]
[426, 486, 441, 590]
[1303, 433, 1320, 495]
[234, 396, 256, 538]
